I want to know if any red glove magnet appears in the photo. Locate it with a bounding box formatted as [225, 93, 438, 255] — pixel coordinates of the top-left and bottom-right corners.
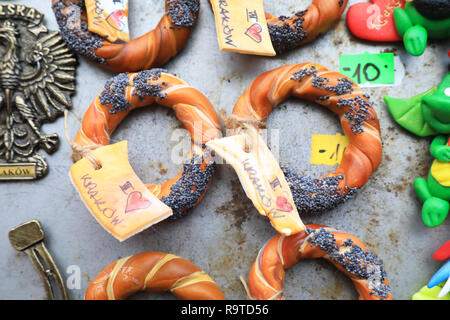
[433, 241, 450, 261]
[347, 0, 405, 42]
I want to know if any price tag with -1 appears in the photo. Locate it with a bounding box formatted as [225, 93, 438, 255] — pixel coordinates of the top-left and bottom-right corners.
[340, 52, 395, 86]
[310, 133, 349, 166]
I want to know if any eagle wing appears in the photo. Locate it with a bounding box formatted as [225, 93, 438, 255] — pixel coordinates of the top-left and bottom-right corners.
[20, 31, 77, 122]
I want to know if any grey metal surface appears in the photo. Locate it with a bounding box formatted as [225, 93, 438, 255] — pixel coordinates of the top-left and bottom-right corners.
[1, 0, 449, 300]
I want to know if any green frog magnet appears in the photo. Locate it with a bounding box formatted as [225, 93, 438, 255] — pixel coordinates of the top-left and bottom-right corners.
[384, 70, 450, 227]
[393, 0, 450, 56]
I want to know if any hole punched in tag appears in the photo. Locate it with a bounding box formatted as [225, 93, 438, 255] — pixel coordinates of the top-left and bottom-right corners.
[8, 220, 69, 300]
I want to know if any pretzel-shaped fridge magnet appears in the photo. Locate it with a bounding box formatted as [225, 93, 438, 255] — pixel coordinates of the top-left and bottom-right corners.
[246, 224, 392, 300]
[52, 0, 200, 72]
[85, 251, 226, 300]
[227, 63, 382, 214]
[69, 69, 221, 241]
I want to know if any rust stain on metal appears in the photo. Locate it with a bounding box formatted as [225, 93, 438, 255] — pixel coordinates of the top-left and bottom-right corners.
[215, 178, 253, 231]
[157, 162, 168, 175]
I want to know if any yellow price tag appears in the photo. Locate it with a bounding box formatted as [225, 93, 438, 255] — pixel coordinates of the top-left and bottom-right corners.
[209, 0, 275, 56]
[311, 133, 349, 166]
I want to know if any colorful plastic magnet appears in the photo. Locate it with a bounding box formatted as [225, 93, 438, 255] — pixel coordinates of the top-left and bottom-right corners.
[428, 261, 450, 298]
[412, 283, 450, 300]
[393, 1, 450, 56]
[433, 241, 450, 261]
[347, 0, 404, 42]
[385, 72, 450, 227]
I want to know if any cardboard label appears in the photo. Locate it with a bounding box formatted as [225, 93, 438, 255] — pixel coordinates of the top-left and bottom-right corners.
[311, 133, 349, 166]
[207, 128, 305, 236]
[0, 163, 36, 180]
[210, 0, 275, 56]
[85, 0, 129, 43]
[340, 52, 395, 86]
[69, 141, 172, 241]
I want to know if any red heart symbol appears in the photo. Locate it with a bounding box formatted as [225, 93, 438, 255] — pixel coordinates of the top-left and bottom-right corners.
[245, 23, 262, 43]
[347, 0, 405, 42]
[276, 196, 293, 212]
[125, 191, 151, 213]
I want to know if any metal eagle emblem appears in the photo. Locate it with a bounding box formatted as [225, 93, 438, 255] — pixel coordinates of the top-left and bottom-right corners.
[0, 4, 77, 180]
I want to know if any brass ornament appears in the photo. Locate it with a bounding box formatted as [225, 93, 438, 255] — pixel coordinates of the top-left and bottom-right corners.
[9, 220, 69, 300]
[0, 4, 77, 180]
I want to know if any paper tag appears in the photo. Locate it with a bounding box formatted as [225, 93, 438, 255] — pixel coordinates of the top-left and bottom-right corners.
[69, 141, 172, 242]
[207, 128, 305, 236]
[311, 133, 349, 166]
[85, 0, 130, 43]
[209, 0, 275, 56]
[340, 52, 395, 86]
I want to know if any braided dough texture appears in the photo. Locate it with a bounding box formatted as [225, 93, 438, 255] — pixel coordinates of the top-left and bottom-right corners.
[85, 251, 226, 300]
[231, 63, 382, 215]
[52, 0, 200, 72]
[247, 224, 392, 300]
[266, 0, 348, 54]
[74, 69, 221, 218]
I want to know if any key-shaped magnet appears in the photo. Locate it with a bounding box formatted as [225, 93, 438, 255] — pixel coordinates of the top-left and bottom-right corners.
[8, 220, 68, 300]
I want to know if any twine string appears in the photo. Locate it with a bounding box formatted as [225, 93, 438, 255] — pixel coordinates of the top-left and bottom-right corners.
[64, 110, 103, 169]
[220, 111, 266, 153]
[221, 111, 266, 131]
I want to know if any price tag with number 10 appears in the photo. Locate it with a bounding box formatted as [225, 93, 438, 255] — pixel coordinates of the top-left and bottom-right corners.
[340, 52, 395, 86]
